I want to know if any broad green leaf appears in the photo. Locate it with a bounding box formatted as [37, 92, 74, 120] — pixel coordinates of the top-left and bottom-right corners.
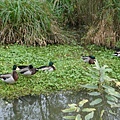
[62, 107, 76, 113]
[112, 91, 120, 98]
[104, 75, 114, 81]
[111, 104, 120, 108]
[68, 104, 77, 107]
[100, 110, 105, 117]
[90, 98, 102, 106]
[105, 68, 112, 72]
[85, 111, 94, 120]
[82, 108, 96, 112]
[75, 114, 82, 120]
[81, 85, 98, 89]
[107, 100, 116, 106]
[109, 110, 116, 115]
[63, 116, 76, 119]
[79, 99, 88, 107]
[105, 95, 118, 102]
[103, 85, 115, 91]
[106, 90, 120, 99]
[88, 92, 100, 96]
[107, 101, 120, 108]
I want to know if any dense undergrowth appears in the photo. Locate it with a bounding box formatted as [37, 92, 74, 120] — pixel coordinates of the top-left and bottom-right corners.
[0, 44, 119, 100]
[0, 0, 119, 47]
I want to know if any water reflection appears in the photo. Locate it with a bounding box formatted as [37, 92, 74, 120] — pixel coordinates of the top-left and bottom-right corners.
[0, 91, 119, 120]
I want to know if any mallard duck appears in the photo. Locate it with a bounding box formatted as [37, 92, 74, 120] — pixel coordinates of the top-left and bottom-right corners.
[0, 65, 18, 84]
[81, 55, 96, 64]
[113, 51, 120, 57]
[16, 65, 32, 72]
[37, 61, 56, 71]
[16, 65, 38, 75]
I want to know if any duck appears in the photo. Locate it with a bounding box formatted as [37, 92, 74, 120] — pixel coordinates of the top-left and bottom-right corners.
[16, 65, 32, 72]
[16, 65, 38, 75]
[0, 65, 18, 84]
[81, 55, 96, 64]
[113, 51, 120, 57]
[37, 61, 56, 71]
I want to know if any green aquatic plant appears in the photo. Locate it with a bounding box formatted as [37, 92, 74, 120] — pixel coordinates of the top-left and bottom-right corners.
[0, 44, 119, 100]
[62, 60, 120, 120]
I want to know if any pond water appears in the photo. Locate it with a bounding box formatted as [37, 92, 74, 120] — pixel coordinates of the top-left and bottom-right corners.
[0, 91, 119, 120]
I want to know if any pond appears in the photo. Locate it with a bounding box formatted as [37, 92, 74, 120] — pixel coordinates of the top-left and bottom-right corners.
[0, 91, 119, 120]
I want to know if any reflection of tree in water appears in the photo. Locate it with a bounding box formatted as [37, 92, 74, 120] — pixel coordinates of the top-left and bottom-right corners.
[0, 91, 120, 120]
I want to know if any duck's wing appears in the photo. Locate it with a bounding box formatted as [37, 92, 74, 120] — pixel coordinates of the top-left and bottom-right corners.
[81, 56, 90, 62]
[47, 66, 55, 71]
[20, 69, 31, 75]
[113, 52, 120, 56]
[116, 51, 120, 54]
[0, 73, 13, 81]
[16, 65, 32, 71]
[18, 67, 30, 72]
[18, 65, 28, 69]
[0, 73, 12, 78]
[37, 66, 49, 71]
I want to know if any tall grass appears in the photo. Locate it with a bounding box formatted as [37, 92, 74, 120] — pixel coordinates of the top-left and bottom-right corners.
[0, 0, 67, 45]
[0, 0, 119, 47]
[51, 0, 120, 48]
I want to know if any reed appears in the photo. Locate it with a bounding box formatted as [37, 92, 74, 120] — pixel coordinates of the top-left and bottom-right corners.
[0, 0, 66, 45]
[0, 0, 119, 47]
[52, 0, 120, 48]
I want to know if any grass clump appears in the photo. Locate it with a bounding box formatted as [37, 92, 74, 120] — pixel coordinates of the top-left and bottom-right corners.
[0, 44, 119, 100]
[0, 0, 67, 46]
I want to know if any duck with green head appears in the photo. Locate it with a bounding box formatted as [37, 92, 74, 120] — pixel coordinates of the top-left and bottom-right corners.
[0, 65, 18, 84]
[16, 65, 38, 75]
[37, 61, 56, 71]
[82, 55, 96, 64]
[113, 51, 120, 57]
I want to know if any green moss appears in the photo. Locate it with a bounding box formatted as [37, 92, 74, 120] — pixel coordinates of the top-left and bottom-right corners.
[0, 44, 119, 100]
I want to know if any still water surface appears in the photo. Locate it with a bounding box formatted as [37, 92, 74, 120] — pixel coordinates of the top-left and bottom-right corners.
[0, 91, 119, 120]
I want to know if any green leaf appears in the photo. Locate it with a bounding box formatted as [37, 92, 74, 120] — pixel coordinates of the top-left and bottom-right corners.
[90, 98, 102, 106]
[62, 107, 76, 113]
[76, 107, 80, 112]
[109, 110, 116, 115]
[103, 85, 115, 91]
[81, 85, 98, 89]
[111, 104, 120, 108]
[105, 95, 118, 103]
[105, 68, 112, 72]
[107, 101, 120, 108]
[68, 104, 77, 107]
[79, 99, 88, 107]
[100, 110, 105, 117]
[104, 75, 114, 81]
[88, 92, 100, 96]
[111, 91, 120, 99]
[105, 89, 120, 98]
[75, 114, 82, 120]
[63, 116, 76, 119]
[82, 108, 96, 112]
[94, 59, 100, 70]
[85, 111, 94, 120]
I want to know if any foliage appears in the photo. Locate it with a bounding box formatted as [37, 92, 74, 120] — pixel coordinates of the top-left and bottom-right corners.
[62, 59, 120, 120]
[0, 0, 68, 45]
[0, 0, 119, 47]
[51, 0, 120, 48]
[0, 44, 119, 100]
